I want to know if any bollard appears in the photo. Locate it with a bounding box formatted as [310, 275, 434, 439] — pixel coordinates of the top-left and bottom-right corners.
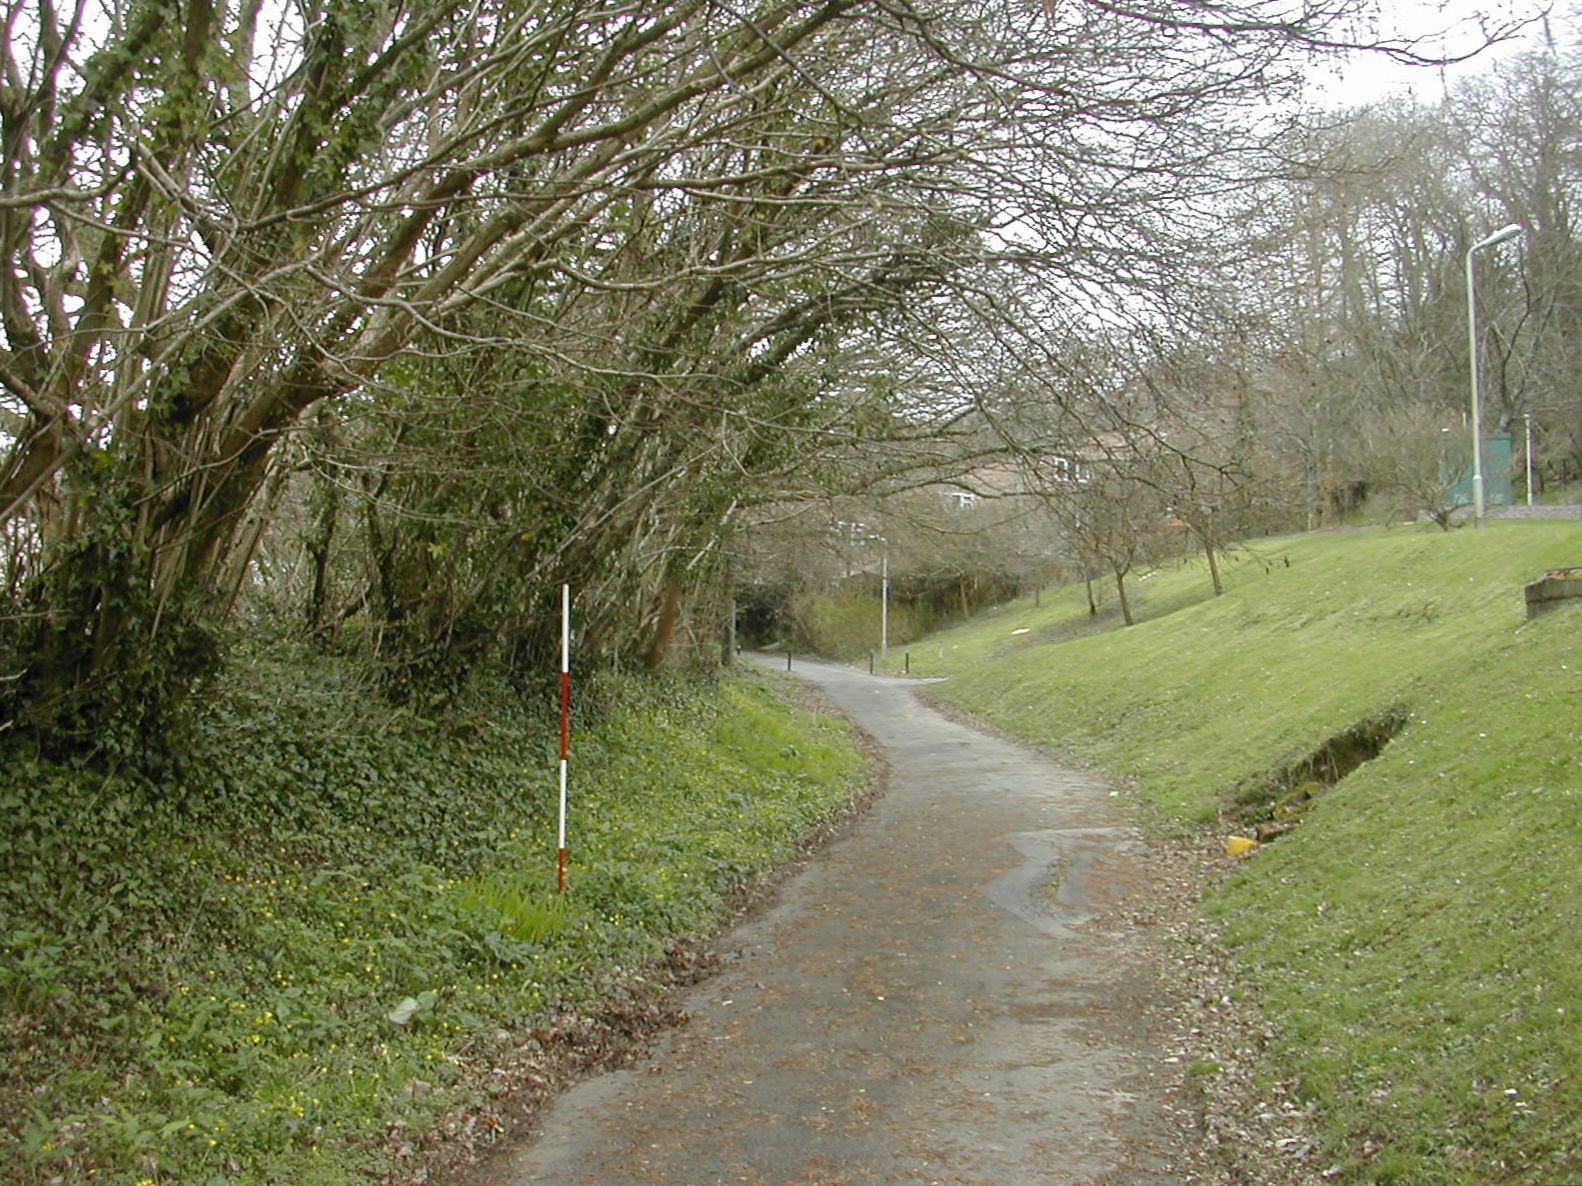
[905, 650, 910, 675]
[868, 651, 875, 675]
[786, 650, 792, 672]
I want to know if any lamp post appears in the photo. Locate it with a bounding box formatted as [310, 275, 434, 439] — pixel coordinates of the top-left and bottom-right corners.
[870, 534, 889, 658]
[1525, 411, 1535, 506]
[1466, 222, 1523, 527]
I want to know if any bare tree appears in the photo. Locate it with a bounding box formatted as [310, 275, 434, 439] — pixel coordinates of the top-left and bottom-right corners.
[1358, 403, 1469, 529]
[0, 0, 1453, 747]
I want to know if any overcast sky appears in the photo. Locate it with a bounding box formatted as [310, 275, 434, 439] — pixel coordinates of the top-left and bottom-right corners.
[1305, 1, 1558, 108]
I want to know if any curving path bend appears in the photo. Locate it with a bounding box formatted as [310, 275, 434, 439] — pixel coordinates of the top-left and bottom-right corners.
[474, 656, 1194, 1186]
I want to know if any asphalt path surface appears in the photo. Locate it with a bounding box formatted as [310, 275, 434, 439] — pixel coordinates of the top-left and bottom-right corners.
[477, 655, 1190, 1185]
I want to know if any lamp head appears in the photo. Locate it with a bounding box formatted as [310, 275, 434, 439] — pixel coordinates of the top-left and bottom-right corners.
[1475, 223, 1524, 251]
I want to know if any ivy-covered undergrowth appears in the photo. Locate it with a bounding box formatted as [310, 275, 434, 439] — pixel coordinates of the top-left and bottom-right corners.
[0, 638, 863, 1185]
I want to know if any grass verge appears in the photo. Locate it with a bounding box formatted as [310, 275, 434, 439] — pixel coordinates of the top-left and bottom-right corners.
[787, 587, 931, 661]
[900, 522, 1582, 1185]
[0, 644, 864, 1186]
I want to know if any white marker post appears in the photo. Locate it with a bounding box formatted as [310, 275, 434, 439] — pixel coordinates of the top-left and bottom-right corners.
[557, 583, 570, 894]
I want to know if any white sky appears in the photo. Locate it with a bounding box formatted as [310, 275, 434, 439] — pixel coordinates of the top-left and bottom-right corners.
[1305, 1, 1558, 108]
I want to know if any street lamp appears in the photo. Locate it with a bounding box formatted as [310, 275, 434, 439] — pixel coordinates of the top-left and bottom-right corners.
[869, 534, 889, 658]
[1465, 222, 1523, 528]
[1525, 411, 1536, 506]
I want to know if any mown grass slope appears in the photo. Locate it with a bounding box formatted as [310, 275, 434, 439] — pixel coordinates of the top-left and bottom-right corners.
[0, 646, 863, 1186]
[902, 523, 1582, 1185]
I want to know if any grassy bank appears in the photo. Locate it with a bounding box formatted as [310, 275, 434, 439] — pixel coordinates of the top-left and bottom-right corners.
[899, 523, 1582, 1185]
[787, 587, 931, 661]
[0, 644, 864, 1185]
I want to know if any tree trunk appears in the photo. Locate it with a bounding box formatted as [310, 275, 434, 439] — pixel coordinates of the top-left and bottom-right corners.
[1113, 564, 1134, 626]
[305, 479, 339, 639]
[1201, 529, 1223, 596]
[647, 575, 685, 671]
[222, 450, 293, 619]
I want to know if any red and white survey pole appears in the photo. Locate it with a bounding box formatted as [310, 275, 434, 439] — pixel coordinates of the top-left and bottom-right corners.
[557, 583, 571, 894]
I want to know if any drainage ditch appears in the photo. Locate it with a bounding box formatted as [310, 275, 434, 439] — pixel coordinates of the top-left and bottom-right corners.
[1227, 708, 1408, 841]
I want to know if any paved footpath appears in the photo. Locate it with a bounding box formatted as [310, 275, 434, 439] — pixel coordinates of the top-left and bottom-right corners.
[472, 656, 1192, 1186]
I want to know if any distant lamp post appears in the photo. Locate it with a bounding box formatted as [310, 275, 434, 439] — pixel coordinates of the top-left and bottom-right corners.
[1525, 411, 1536, 506]
[870, 534, 889, 657]
[1465, 222, 1523, 527]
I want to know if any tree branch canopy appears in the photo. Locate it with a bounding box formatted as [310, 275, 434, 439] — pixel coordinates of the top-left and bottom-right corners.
[0, 0, 1395, 743]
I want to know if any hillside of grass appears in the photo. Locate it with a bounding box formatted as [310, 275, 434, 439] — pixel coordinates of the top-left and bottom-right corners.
[0, 642, 864, 1186]
[903, 523, 1582, 1185]
[787, 586, 933, 661]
